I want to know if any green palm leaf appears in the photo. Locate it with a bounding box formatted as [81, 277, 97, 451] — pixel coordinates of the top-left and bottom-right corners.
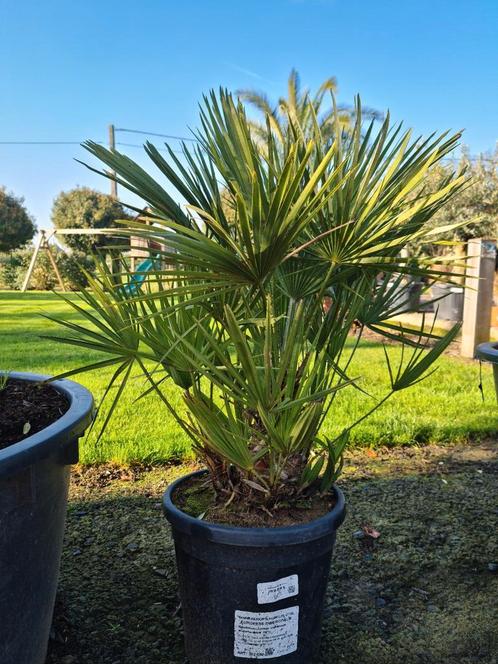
[46, 85, 468, 507]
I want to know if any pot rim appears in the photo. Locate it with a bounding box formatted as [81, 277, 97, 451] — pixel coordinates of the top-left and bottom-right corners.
[476, 342, 498, 364]
[0, 371, 94, 477]
[163, 469, 346, 547]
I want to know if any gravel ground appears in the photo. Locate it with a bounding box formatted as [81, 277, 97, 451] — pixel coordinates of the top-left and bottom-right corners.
[46, 442, 498, 664]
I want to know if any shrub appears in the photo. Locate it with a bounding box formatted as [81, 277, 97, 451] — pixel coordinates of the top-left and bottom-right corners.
[51, 187, 131, 254]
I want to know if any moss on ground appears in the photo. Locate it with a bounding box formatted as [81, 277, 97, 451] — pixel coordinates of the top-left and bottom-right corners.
[46, 444, 498, 664]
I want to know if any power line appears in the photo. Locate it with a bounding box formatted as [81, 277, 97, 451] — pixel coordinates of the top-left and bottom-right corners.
[0, 139, 185, 153]
[115, 127, 199, 142]
[0, 138, 493, 164]
[0, 140, 104, 145]
[116, 141, 184, 154]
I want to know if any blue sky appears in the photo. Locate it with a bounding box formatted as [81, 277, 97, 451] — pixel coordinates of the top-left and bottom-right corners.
[1, 0, 497, 230]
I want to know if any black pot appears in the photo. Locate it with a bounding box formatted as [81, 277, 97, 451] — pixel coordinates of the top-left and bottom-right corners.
[431, 283, 464, 321]
[0, 372, 94, 664]
[389, 278, 423, 313]
[476, 342, 498, 401]
[163, 470, 346, 663]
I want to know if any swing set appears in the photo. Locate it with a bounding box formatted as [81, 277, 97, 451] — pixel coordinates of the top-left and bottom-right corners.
[21, 227, 159, 292]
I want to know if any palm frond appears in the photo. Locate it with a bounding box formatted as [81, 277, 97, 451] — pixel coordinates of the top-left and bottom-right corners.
[47, 86, 468, 506]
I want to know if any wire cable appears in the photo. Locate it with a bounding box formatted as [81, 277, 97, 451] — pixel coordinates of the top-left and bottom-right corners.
[0, 140, 184, 154]
[116, 141, 184, 154]
[0, 140, 104, 145]
[115, 127, 199, 142]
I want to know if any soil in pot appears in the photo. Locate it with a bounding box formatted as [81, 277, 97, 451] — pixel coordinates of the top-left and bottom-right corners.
[174, 472, 336, 527]
[0, 378, 69, 450]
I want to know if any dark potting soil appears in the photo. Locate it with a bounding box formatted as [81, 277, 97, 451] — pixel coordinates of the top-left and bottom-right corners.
[174, 473, 336, 527]
[0, 378, 69, 450]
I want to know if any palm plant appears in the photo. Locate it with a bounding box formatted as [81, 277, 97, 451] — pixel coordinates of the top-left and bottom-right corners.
[50, 89, 466, 510]
[237, 68, 382, 144]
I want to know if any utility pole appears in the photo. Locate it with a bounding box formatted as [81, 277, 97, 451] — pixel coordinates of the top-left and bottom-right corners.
[108, 124, 117, 199]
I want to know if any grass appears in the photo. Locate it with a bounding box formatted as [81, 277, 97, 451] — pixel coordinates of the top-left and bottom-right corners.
[1, 290, 496, 464]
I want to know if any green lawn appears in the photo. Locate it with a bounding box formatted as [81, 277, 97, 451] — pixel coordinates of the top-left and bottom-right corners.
[1, 291, 496, 464]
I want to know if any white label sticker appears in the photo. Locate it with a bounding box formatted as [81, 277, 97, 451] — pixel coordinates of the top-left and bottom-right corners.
[257, 574, 299, 605]
[234, 606, 299, 659]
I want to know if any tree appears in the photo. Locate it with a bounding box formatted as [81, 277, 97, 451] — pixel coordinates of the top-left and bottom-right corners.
[51, 187, 130, 254]
[237, 68, 382, 144]
[0, 188, 36, 252]
[412, 147, 498, 257]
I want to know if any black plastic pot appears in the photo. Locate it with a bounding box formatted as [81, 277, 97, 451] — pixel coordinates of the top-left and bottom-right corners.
[163, 470, 346, 663]
[389, 278, 423, 312]
[431, 283, 464, 321]
[0, 372, 93, 664]
[476, 342, 498, 401]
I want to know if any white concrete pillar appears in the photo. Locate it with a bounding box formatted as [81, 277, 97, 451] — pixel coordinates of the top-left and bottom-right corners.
[461, 238, 496, 358]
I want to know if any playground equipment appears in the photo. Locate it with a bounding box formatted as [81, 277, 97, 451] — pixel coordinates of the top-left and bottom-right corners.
[122, 256, 160, 295]
[21, 228, 119, 292]
[21, 229, 65, 292]
[21, 221, 161, 292]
